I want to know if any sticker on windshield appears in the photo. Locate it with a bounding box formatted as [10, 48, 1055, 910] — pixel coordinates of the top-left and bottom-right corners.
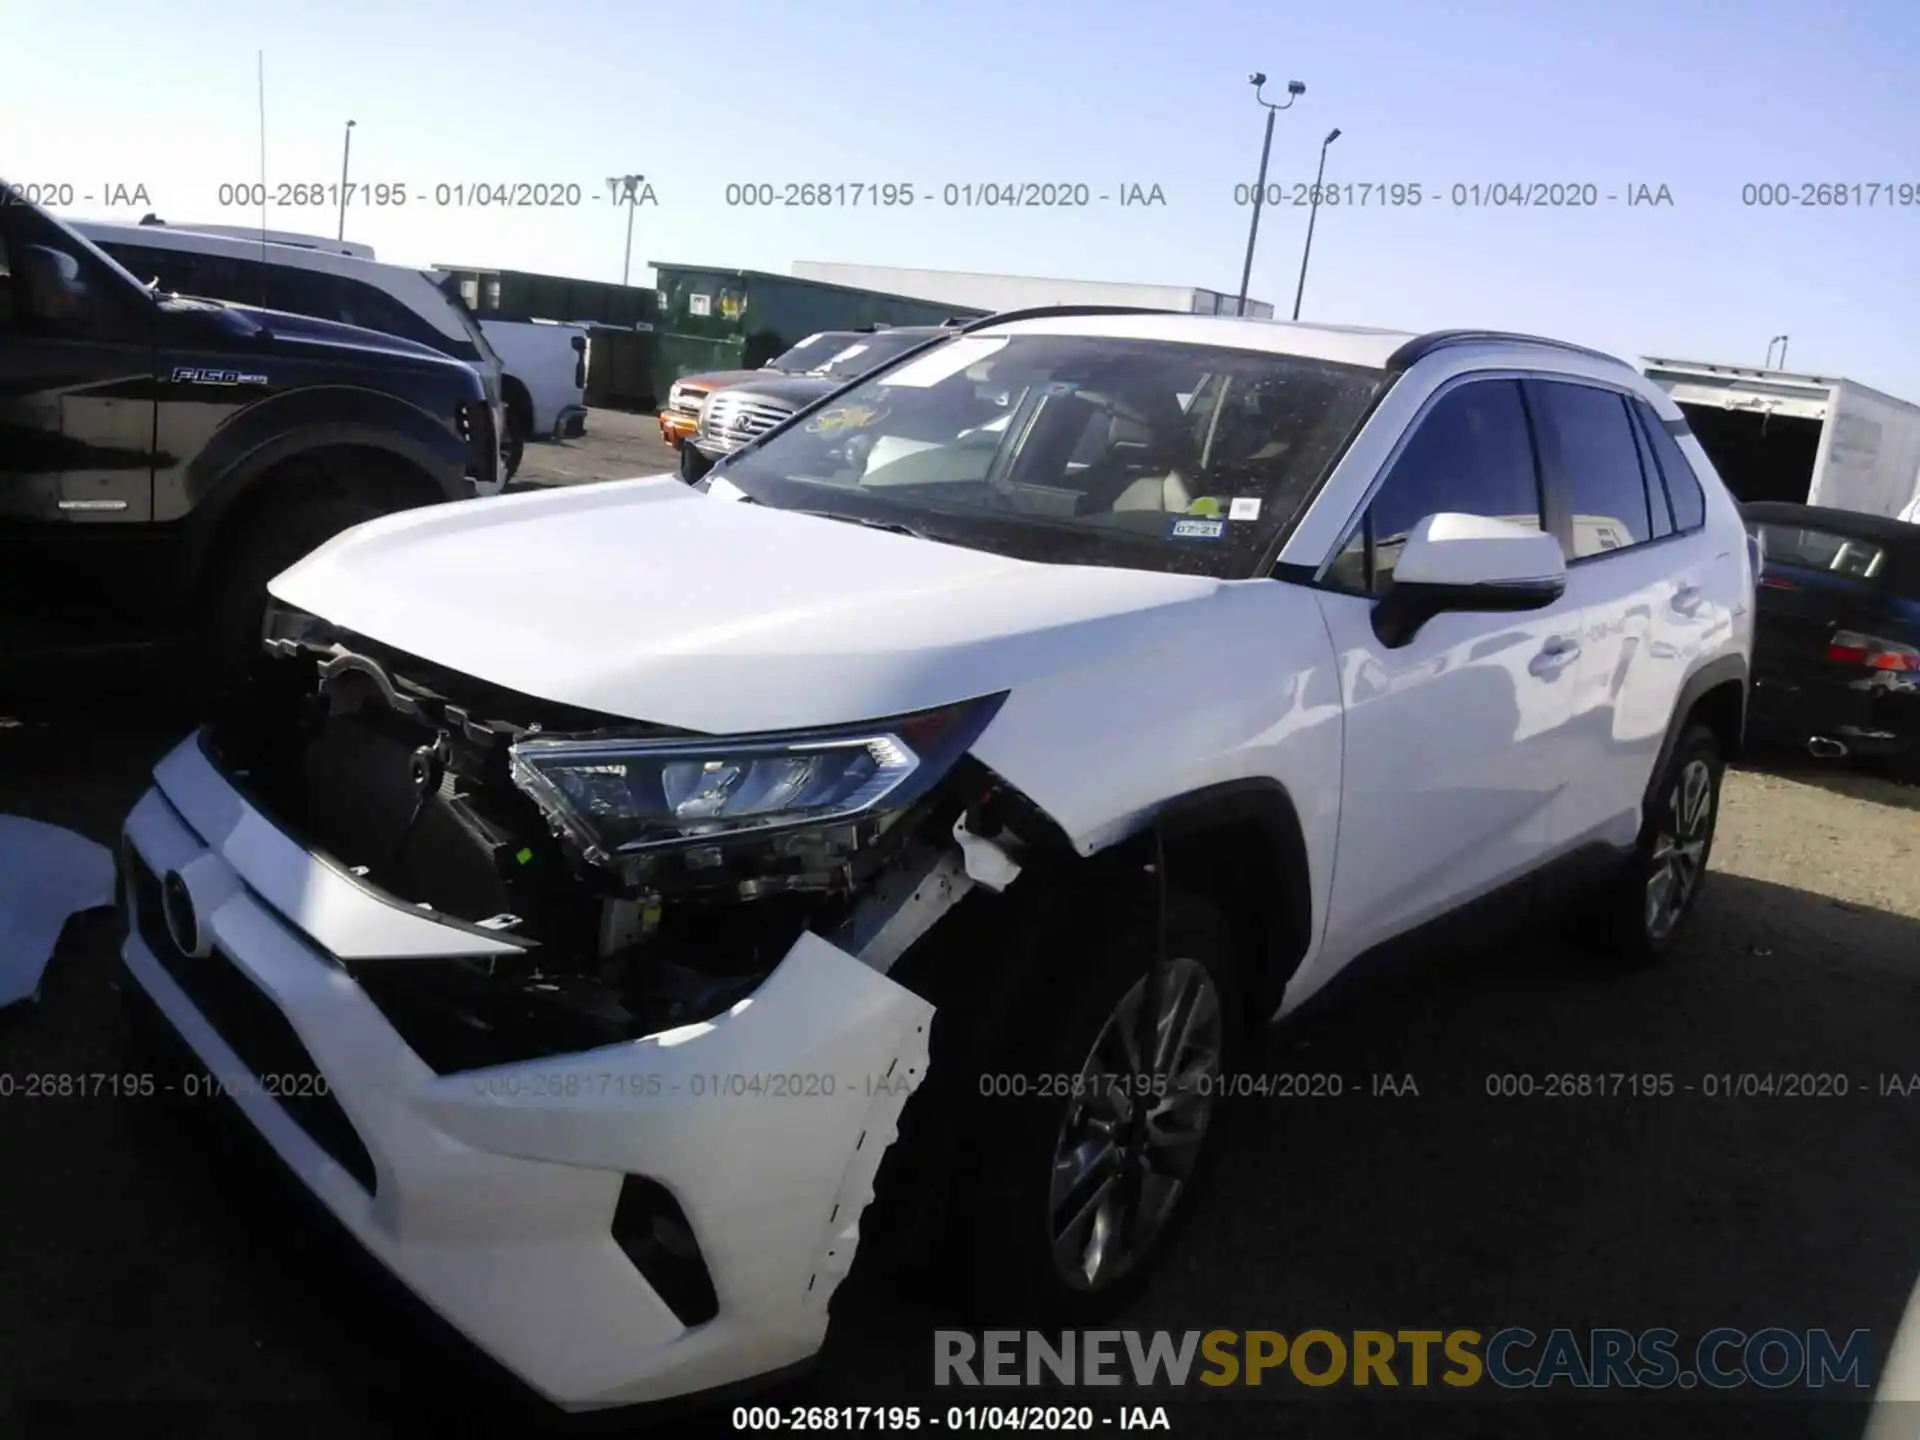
[807, 404, 890, 434]
[688, 293, 711, 317]
[1170, 516, 1228, 541]
[882, 337, 1011, 388]
[1230, 496, 1262, 521]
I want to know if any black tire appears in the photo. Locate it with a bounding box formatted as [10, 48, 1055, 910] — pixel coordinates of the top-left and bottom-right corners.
[500, 408, 525, 482]
[202, 486, 390, 679]
[961, 889, 1244, 1324]
[1594, 723, 1725, 965]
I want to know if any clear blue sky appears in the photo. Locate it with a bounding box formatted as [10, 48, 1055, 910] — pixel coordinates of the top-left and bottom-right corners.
[7, 0, 1919, 396]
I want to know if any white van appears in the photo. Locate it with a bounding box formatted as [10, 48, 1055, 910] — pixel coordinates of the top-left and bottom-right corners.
[75, 219, 531, 482]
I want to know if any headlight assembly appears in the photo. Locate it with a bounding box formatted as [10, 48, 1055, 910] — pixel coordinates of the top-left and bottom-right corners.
[507, 695, 1005, 884]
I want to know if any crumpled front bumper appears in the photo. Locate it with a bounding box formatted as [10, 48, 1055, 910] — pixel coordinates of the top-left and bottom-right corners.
[118, 733, 934, 1411]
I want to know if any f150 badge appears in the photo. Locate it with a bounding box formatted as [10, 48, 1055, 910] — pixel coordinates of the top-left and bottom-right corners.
[171, 366, 269, 386]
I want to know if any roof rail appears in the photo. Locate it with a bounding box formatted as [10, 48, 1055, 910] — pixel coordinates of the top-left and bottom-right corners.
[958, 304, 1182, 333]
[1387, 329, 1626, 372]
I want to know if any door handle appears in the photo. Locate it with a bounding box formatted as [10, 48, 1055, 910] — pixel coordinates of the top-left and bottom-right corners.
[1529, 637, 1581, 678]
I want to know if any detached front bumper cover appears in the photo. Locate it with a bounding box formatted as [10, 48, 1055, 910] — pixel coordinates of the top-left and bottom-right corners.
[118, 733, 937, 1410]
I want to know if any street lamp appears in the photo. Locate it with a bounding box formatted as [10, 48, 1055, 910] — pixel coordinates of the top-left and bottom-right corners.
[1235, 73, 1305, 318]
[1291, 127, 1341, 321]
[609, 174, 646, 286]
[1766, 334, 1790, 369]
[336, 119, 355, 242]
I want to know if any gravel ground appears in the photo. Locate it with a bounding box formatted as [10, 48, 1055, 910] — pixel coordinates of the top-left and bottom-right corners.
[2, 446, 1917, 1439]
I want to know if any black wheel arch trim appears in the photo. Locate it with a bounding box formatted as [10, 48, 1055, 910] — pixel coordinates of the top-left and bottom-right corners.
[1137, 777, 1316, 1023]
[174, 391, 469, 586]
[1645, 653, 1748, 811]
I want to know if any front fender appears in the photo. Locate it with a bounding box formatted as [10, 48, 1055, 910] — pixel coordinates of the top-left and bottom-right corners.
[163, 385, 470, 528]
[166, 387, 471, 584]
[967, 579, 1345, 982]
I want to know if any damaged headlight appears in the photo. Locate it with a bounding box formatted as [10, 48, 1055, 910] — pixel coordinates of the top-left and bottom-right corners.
[507, 696, 1005, 875]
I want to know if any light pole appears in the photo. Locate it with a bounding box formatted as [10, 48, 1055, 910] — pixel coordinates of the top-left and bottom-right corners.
[1766, 334, 1789, 369]
[1291, 127, 1341, 321]
[1235, 73, 1305, 317]
[336, 119, 355, 242]
[609, 174, 645, 286]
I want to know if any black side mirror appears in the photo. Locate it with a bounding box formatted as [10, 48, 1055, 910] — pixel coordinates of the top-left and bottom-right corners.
[14, 244, 94, 321]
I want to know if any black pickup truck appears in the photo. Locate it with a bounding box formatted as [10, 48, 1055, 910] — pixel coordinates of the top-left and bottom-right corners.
[0, 180, 498, 683]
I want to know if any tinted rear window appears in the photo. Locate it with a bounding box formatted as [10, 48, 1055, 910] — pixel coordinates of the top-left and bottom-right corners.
[1757, 523, 1890, 581]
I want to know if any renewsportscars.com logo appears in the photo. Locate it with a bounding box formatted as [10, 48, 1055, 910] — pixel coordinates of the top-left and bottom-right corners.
[934, 1328, 1875, 1391]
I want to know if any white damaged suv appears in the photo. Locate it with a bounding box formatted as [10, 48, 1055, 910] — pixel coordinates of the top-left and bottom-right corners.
[118, 308, 1754, 1410]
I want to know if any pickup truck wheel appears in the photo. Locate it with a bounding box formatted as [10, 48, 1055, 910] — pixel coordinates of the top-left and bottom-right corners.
[1598, 724, 1724, 965]
[964, 890, 1243, 1322]
[202, 488, 388, 680]
[500, 410, 525, 481]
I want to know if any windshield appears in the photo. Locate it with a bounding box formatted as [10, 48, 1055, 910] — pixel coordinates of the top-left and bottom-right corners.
[766, 332, 858, 372]
[432, 271, 504, 367]
[802, 331, 939, 379]
[714, 331, 1391, 578]
[767, 329, 937, 378]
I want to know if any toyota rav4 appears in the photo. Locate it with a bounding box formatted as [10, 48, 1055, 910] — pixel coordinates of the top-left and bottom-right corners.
[117, 307, 1753, 1412]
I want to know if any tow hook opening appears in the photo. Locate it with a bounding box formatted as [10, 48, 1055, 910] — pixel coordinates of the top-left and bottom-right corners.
[613, 1176, 719, 1328]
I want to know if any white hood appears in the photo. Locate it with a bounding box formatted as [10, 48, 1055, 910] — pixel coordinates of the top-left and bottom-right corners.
[268, 476, 1221, 734]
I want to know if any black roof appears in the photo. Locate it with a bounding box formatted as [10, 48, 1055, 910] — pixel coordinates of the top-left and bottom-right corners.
[1742, 501, 1920, 550]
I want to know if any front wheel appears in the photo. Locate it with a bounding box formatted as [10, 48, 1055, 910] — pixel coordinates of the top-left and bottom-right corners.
[201, 487, 391, 681]
[1598, 723, 1725, 964]
[964, 892, 1244, 1322]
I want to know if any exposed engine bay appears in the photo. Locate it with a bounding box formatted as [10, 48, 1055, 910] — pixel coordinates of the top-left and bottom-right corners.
[202, 606, 1048, 1075]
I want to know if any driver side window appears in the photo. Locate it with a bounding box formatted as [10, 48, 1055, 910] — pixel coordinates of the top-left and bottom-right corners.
[1325, 379, 1544, 594]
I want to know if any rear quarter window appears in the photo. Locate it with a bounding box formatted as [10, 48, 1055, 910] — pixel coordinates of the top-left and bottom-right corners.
[1633, 399, 1707, 531]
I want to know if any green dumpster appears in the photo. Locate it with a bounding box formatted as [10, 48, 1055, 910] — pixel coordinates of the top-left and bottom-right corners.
[649, 264, 986, 407]
[434, 266, 657, 328]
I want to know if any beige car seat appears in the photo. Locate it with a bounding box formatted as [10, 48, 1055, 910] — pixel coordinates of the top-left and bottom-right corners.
[1112, 470, 1196, 512]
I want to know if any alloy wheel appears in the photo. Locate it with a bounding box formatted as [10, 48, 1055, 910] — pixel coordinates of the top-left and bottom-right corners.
[1047, 955, 1223, 1291]
[1645, 757, 1714, 941]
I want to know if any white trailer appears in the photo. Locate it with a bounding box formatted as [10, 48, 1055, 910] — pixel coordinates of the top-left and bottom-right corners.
[1641, 357, 1920, 520]
[789, 261, 1276, 319]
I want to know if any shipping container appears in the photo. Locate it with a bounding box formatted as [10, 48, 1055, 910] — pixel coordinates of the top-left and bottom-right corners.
[1642, 357, 1920, 520]
[648, 263, 986, 410]
[788, 261, 1277, 319]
